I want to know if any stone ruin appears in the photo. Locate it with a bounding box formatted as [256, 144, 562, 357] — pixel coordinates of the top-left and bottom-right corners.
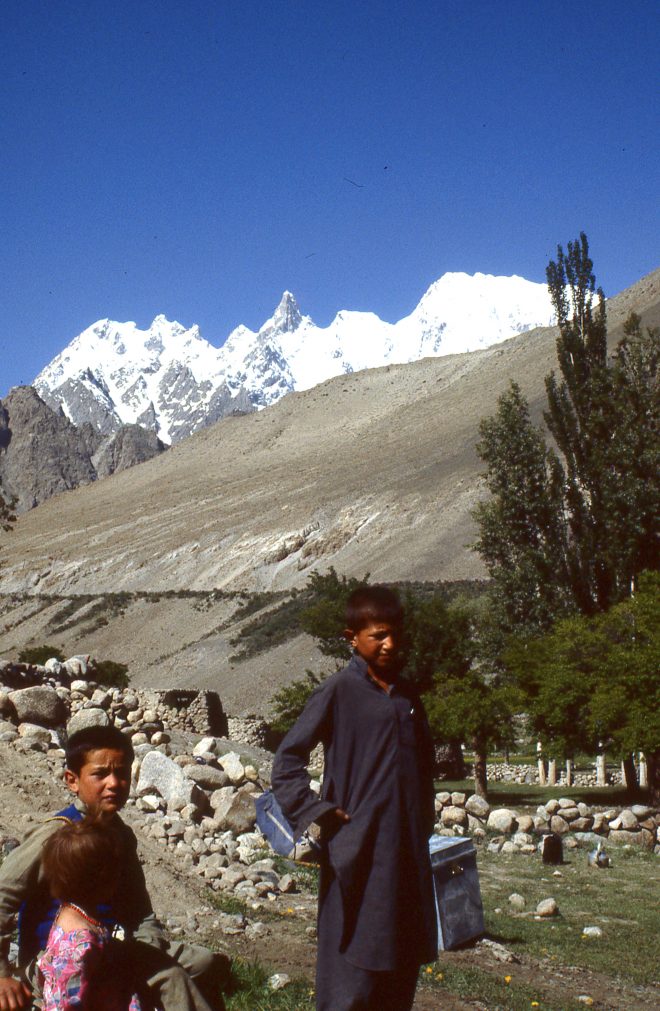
[155, 689, 228, 737]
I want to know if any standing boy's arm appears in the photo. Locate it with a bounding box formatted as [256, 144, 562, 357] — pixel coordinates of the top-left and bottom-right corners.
[271, 681, 345, 837]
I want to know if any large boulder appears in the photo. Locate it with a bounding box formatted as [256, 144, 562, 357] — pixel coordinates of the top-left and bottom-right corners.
[465, 794, 490, 819]
[9, 687, 67, 727]
[441, 806, 468, 828]
[487, 809, 518, 834]
[67, 708, 110, 735]
[137, 751, 204, 811]
[184, 764, 230, 791]
[212, 787, 257, 834]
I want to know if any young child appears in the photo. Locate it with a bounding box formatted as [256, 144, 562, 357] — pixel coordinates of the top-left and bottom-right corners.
[272, 585, 438, 1011]
[38, 816, 142, 1010]
[0, 724, 226, 1011]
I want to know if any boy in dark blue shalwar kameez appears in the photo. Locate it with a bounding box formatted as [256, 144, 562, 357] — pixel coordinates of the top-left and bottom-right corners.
[272, 586, 437, 1011]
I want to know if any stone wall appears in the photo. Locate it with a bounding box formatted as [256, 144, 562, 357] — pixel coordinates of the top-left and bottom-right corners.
[155, 689, 227, 737]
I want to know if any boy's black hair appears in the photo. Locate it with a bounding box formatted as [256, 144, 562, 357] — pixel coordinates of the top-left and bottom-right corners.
[65, 724, 134, 774]
[345, 584, 404, 632]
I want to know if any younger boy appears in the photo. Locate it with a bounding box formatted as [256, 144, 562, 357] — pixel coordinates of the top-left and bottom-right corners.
[272, 585, 438, 1011]
[0, 724, 226, 1011]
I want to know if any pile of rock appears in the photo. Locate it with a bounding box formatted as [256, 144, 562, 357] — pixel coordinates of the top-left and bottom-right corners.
[0, 655, 301, 910]
[433, 792, 660, 854]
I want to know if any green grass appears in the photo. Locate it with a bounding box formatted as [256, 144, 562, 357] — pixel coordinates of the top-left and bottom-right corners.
[418, 962, 585, 1010]
[436, 780, 651, 808]
[477, 847, 659, 985]
[225, 959, 314, 1010]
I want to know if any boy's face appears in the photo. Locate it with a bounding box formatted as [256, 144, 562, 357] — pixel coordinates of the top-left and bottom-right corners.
[64, 747, 131, 815]
[346, 620, 403, 681]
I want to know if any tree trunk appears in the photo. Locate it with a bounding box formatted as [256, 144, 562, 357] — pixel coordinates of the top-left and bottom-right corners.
[537, 757, 547, 786]
[622, 753, 637, 790]
[473, 739, 488, 798]
[548, 759, 557, 786]
[596, 754, 607, 787]
[647, 750, 660, 806]
[565, 758, 573, 786]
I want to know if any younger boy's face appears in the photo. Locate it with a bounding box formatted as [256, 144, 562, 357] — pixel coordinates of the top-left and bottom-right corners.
[64, 747, 131, 815]
[346, 621, 403, 681]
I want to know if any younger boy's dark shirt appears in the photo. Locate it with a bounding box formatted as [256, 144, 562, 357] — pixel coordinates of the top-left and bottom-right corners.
[272, 653, 438, 972]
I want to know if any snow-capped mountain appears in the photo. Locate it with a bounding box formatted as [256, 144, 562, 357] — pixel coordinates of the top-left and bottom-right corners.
[34, 273, 554, 444]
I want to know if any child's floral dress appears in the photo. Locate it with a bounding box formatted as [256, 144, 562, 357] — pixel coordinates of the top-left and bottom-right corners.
[37, 922, 142, 1011]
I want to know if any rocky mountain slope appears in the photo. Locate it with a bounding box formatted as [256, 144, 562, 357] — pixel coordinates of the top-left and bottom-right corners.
[0, 386, 166, 513]
[0, 267, 657, 705]
[34, 273, 555, 444]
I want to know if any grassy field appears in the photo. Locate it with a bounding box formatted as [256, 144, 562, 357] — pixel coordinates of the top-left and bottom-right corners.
[224, 846, 659, 1010]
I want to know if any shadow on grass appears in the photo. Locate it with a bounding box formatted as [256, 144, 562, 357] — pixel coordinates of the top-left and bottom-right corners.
[436, 780, 652, 807]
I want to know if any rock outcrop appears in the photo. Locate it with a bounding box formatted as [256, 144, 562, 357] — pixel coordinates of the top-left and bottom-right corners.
[0, 386, 166, 513]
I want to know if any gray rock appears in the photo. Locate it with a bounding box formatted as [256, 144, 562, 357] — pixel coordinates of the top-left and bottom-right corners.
[508, 893, 526, 911]
[17, 723, 53, 743]
[67, 707, 110, 735]
[515, 814, 534, 833]
[549, 815, 570, 835]
[631, 804, 652, 819]
[536, 897, 559, 917]
[487, 809, 517, 834]
[193, 737, 219, 757]
[441, 805, 468, 828]
[184, 765, 230, 791]
[137, 750, 203, 810]
[217, 792, 257, 835]
[465, 794, 490, 819]
[9, 687, 67, 727]
[217, 752, 245, 785]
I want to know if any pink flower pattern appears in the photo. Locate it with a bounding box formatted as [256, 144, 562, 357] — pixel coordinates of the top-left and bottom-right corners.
[37, 923, 141, 1010]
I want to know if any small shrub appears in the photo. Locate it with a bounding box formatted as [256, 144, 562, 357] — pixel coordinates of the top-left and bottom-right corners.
[269, 671, 323, 738]
[18, 644, 65, 665]
[92, 659, 129, 689]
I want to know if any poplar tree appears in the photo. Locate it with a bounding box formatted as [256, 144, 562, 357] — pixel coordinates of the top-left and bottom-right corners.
[475, 233, 659, 633]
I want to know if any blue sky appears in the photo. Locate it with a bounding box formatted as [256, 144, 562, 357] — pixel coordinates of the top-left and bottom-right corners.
[2, 0, 658, 396]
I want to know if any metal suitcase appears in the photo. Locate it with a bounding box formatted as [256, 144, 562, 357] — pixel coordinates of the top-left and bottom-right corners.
[429, 834, 485, 950]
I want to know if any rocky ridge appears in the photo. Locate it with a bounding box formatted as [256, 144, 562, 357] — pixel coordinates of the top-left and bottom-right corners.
[0, 386, 166, 513]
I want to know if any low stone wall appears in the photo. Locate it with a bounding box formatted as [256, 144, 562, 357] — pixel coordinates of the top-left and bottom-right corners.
[433, 790, 659, 854]
[484, 762, 624, 787]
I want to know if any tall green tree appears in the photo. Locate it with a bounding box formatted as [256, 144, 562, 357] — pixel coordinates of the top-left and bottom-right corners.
[473, 382, 571, 634]
[475, 233, 659, 633]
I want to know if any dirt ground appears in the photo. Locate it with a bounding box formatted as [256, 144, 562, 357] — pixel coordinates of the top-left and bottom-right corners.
[1, 744, 658, 1010]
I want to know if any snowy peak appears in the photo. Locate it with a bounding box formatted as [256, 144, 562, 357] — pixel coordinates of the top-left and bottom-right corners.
[265, 291, 304, 334]
[34, 271, 555, 445]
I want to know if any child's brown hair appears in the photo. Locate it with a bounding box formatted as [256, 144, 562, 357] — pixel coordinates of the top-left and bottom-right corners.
[41, 815, 123, 908]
